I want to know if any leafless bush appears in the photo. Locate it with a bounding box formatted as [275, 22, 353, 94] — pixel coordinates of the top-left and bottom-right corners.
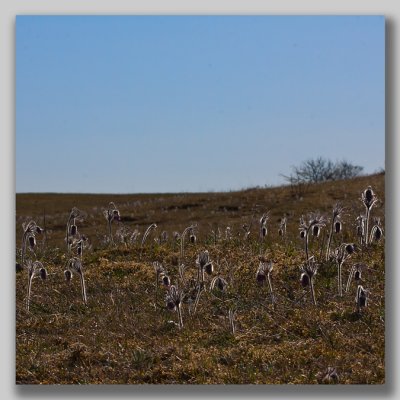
[283, 157, 363, 185]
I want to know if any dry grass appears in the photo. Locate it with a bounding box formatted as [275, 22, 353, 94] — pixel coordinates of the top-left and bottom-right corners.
[16, 173, 385, 384]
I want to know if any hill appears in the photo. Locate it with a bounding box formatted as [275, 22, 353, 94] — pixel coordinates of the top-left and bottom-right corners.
[15, 173, 385, 384]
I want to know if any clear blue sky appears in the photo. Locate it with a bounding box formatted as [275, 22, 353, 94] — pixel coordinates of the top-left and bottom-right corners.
[16, 15, 385, 193]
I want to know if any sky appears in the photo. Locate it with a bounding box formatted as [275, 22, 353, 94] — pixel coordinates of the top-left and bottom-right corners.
[16, 15, 385, 193]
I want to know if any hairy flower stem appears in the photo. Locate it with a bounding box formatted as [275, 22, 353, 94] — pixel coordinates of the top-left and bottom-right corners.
[155, 273, 159, 307]
[192, 285, 203, 315]
[365, 208, 371, 245]
[21, 232, 29, 267]
[140, 223, 157, 259]
[338, 262, 343, 297]
[108, 220, 113, 245]
[177, 304, 183, 329]
[267, 274, 275, 306]
[305, 228, 310, 263]
[345, 265, 355, 293]
[78, 271, 87, 305]
[310, 278, 317, 306]
[26, 272, 34, 311]
[66, 217, 75, 253]
[180, 225, 194, 260]
[325, 220, 335, 261]
[228, 309, 236, 335]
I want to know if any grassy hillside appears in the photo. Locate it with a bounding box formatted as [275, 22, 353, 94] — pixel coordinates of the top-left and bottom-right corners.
[15, 173, 385, 384]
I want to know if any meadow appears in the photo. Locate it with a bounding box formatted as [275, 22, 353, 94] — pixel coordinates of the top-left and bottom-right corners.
[15, 173, 385, 384]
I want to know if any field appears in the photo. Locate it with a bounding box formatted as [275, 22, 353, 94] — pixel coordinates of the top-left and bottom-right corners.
[15, 173, 385, 384]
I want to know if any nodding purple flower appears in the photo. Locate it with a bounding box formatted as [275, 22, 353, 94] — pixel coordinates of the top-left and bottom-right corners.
[70, 224, 78, 236]
[165, 285, 184, 328]
[210, 276, 228, 291]
[205, 262, 214, 275]
[312, 225, 320, 237]
[362, 186, 377, 210]
[300, 230, 306, 239]
[361, 186, 378, 245]
[345, 243, 356, 254]
[300, 272, 310, 288]
[346, 263, 366, 292]
[300, 260, 318, 305]
[28, 235, 36, 248]
[370, 217, 384, 242]
[334, 221, 342, 233]
[21, 220, 43, 266]
[39, 267, 47, 280]
[257, 261, 275, 304]
[64, 269, 73, 283]
[355, 285, 369, 312]
[189, 233, 196, 244]
[162, 274, 171, 287]
[259, 212, 270, 240]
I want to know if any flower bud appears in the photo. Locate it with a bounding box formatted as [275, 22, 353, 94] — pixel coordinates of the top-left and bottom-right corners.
[205, 262, 214, 275]
[28, 236, 36, 248]
[300, 272, 310, 287]
[256, 272, 266, 284]
[312, 225, 320, 237]
[162, 275, 171, 287]
[39, 268, 47, 280]
[261, 226, 267, 238]
[70, 224, 77, 235]
[373, 227, 382, 241]
[64, 269, 73, 282]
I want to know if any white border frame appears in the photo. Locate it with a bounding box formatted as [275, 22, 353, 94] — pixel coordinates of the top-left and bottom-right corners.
[2, 1, 397, 399]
